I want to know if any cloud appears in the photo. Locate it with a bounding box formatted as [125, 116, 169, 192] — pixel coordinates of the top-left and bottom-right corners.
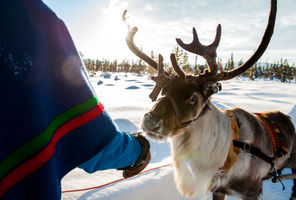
[44, 0, 296, 64]
[121, 0, 295, 64]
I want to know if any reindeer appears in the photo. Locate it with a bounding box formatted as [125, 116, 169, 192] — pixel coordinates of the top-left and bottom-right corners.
[123, 0, 296, 199]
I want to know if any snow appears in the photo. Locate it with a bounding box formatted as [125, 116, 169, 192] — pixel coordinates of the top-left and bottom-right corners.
[61, 72, 296, 200]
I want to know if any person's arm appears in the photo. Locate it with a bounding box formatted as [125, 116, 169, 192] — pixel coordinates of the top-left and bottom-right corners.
[80, 132, 141, 171]
[79, 132, 151, 178]
[0, 1, 150, 199]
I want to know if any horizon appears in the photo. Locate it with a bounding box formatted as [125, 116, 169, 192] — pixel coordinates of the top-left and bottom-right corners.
[44, 0, 296, 65]
[82, 53, 295, 67]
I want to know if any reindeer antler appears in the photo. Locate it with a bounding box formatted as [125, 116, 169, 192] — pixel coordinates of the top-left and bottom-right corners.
[123, 0, 276, 101]
[176, 24, 221, 77]
[176, 0, 276, 83]
[123, 10, 171, 101]
[122, 10, 158, 70]
[149, 54, 171, 101]
[170, 53, 185, 80]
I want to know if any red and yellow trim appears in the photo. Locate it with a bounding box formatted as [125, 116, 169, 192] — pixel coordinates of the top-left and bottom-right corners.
[0, 96, 104, 198]
[255, 113, 288, 159]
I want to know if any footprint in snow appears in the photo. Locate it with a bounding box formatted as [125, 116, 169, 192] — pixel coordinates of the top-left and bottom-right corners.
[126, 86, 140, 90]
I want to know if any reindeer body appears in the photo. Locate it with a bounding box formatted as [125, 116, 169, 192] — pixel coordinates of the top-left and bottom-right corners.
[170, 101, 296, 199]
[123, 0, 296, 199]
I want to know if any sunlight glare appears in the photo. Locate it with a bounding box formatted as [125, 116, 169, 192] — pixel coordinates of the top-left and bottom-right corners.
[88, 0, 129, 61]
[84, 0, 153, 62]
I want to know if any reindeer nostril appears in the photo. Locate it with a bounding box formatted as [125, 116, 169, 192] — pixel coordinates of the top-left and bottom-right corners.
[142, 113, 162, 131]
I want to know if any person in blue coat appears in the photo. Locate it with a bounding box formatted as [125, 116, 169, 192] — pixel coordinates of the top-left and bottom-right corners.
[0, 0, 151, 199]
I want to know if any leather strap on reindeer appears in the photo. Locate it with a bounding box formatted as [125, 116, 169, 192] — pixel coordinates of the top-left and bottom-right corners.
[220, 110, 288, 172]
[232, 112, 288, 165]
[219, 110, 241, 172]
[230, 112, 288, 165]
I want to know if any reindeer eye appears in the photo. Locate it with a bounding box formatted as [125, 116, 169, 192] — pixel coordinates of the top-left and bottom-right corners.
[187, 92, 198, 107]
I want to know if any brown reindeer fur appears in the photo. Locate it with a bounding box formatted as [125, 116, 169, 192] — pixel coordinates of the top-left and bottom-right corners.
[212, 108, 296, 200]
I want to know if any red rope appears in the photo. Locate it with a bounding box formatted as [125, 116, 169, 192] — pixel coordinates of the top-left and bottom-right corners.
[62, 163, 173, 193]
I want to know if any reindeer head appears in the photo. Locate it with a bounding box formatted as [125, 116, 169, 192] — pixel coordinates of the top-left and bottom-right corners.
[123, 0, 276, 141]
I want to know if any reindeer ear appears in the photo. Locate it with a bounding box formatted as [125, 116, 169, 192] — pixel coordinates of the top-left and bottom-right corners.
[202, 81, 222, 99]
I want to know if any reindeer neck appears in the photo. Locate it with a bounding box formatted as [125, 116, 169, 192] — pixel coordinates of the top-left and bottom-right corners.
[171, 101, 233, 169]
[169, 101, 234, 197]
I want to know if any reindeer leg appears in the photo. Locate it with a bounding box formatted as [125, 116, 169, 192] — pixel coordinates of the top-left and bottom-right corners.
[212, 192, 225, 200]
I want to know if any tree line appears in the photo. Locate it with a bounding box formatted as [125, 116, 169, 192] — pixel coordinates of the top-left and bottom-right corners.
[81, 50, 296, 83]
[223, 53, 296, 83]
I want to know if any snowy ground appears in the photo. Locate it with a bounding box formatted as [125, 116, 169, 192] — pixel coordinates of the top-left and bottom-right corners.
[61, 72, 296, 200]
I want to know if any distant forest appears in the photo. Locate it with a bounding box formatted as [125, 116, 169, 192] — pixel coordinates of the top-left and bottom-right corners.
[81, 48, 296, 83]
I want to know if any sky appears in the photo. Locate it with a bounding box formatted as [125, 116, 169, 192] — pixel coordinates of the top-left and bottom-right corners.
[43, 0, 296, 65]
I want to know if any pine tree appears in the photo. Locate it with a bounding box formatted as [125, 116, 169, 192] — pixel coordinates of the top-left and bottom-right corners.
[173, 46, 183, 63]
[254, 63, 259, 79]
[151, 50, 156, 61]
[194, 55, 198, 74]
[113, 60, 118, 72]
[226, 53, 234, 71]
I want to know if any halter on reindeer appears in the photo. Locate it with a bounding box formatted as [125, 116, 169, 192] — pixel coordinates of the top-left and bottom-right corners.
[123, 1, 296, 199]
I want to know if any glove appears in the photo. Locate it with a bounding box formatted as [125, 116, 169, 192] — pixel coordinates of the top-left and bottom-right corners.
[119, 133, 151, 178]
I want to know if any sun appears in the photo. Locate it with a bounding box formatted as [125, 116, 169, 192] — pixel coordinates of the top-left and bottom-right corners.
[79, 1, 153, 62]
[91, 3, 130, 61]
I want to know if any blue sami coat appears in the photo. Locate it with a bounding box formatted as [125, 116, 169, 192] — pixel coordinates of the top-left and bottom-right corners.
[0, 0, 141, 199]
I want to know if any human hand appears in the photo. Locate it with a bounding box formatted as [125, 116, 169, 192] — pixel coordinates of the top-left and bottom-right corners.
[120, 133, 151, 178]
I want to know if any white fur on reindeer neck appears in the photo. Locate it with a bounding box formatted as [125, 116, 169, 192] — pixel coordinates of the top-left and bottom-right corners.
[170, 103, 240, 198]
